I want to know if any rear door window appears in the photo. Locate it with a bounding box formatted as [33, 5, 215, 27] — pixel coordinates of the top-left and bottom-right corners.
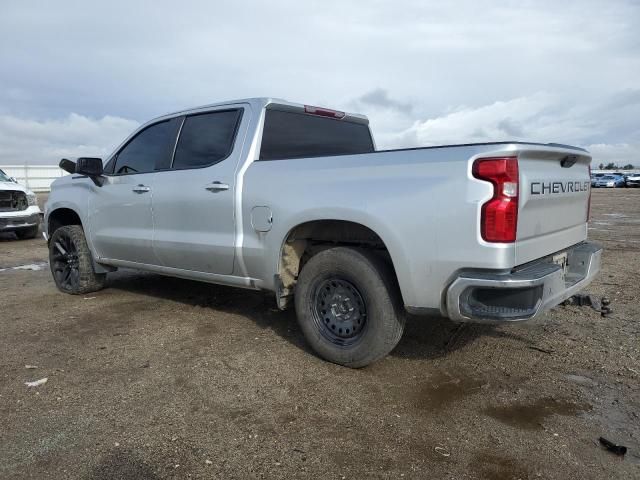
[259, 109, 374, 161]
[172, 109, 242, 169]
[113, 120, 176, 175]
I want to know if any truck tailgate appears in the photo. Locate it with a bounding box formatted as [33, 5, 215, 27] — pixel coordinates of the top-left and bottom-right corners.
[516, 148, 591, 265]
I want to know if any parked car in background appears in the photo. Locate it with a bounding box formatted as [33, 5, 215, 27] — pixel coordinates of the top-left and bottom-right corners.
[594, 174, 625, 188]
[590, 173, 604, 187]
[625, 173, 640, 187]
[0, 168, 41, 239]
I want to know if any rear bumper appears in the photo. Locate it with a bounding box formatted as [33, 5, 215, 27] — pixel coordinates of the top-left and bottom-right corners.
[446, 241, 602, 323]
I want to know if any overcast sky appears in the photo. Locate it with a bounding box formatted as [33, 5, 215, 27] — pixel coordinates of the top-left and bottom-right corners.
[1, 0, 639, 166]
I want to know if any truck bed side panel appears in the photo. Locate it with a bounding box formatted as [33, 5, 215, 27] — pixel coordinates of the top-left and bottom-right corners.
[241, 142, 591, 312]
[242, 145, 518, 310]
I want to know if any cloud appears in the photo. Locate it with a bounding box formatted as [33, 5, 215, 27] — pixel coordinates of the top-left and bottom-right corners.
[1, 1, 638, 120]
[374, 91, 640, 166]
[0, 114, 139, 166]
[0, 1, 638, 166]
[357, 89, 412, 114]
[586, 143, 640, 167]
[2, 92, 637, 169]
[388, 94, 554, 147]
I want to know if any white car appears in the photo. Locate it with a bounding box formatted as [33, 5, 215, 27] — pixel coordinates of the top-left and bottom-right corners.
[0, 168, 41, 239]
[625, 173, 640, 188]
[594, 174, 625, 188]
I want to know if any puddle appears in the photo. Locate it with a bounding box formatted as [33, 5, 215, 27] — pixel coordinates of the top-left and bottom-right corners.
[484, 397, 590, 430]
[0, 261, 49, 272]
[411, 371, 486, 410]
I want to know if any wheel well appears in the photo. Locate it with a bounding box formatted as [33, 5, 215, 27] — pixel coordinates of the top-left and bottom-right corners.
[48, 208, 82, 235]
[277, 220, 399, 307]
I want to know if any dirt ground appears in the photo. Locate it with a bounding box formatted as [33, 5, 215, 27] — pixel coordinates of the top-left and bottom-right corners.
[1, 190, 638, 479]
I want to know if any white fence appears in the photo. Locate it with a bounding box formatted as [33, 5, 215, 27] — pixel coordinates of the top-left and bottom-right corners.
[1, 165, 69, 192]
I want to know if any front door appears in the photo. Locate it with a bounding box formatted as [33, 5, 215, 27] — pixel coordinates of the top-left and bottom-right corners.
[89, 119, 179, 265]
[151, 106, 249, 275]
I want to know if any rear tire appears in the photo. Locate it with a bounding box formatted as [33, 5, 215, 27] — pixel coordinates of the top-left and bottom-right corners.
[294, 247, 405, 368]
[49, 225, 106, 294]
[14, 225, 39, 239]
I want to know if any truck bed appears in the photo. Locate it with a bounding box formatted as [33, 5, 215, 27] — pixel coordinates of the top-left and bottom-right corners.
[242, 140, 592, 313]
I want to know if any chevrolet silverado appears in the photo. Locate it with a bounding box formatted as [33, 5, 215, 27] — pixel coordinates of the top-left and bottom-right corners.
[44, 98, 601, 367]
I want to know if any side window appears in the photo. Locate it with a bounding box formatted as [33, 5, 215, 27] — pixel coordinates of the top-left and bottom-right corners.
[172, 109, 242, 169]
[113, 120, 174, 175]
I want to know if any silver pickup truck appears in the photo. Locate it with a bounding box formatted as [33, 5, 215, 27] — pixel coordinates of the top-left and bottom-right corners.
[45, 97, 601, 367]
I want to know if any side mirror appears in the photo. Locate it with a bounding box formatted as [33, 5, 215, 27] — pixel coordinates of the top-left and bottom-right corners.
[10, 177, 17, 183]
[59, 158, 77, 174]
[75, 157, 104, 177]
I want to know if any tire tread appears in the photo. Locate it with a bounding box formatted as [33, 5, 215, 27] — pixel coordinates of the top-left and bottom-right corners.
[295, 246, 405, 368]
[49, 225, 106, 294]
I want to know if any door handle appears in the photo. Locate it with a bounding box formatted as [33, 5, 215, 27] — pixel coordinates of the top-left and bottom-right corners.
[205, 181, 230, 192]
[132, 184, 151, 194]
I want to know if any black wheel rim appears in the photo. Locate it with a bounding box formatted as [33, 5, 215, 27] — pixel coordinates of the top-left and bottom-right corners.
[312, 277, 367, 346]
[51, 233, 80, 290]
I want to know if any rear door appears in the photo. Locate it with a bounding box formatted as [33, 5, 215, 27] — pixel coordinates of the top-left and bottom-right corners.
[516, 149, 591, 265]
[89, 118, 180, 264]
[151, 105, 249, 274]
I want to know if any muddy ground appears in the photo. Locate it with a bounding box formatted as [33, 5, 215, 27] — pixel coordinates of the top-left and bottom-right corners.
[1, 190, 638, 479]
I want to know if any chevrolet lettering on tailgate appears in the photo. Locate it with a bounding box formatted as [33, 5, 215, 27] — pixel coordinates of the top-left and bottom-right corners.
[530, 180, 590, 195]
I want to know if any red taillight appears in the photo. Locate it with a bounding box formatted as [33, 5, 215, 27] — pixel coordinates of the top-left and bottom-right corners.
[587, 165, 592, 221]
[472, 157, 519, 243]
[304, 105, 346, 119]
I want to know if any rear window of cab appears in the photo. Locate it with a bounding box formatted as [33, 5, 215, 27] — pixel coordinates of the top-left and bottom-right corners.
[259, 109, 374, 161]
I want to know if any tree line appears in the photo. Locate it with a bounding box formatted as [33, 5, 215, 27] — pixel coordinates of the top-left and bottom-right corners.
[598, 163, 635, 170]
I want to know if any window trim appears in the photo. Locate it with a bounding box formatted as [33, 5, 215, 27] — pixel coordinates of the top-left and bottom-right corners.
[169, 108, 244, 171]
[169, 116, 186, 169]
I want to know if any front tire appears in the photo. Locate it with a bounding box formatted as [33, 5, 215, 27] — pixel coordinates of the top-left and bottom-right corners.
[49, 225, 106, 294]
[294, 247, 405, 368]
